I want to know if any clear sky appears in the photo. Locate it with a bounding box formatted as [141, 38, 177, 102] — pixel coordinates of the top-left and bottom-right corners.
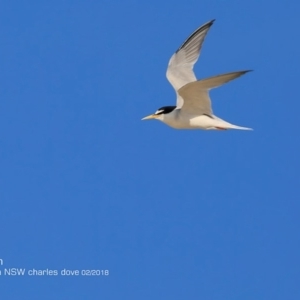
[0, 0, 299, 299]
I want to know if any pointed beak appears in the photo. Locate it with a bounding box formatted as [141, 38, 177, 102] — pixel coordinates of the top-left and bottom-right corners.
[141, 114, 158, 120]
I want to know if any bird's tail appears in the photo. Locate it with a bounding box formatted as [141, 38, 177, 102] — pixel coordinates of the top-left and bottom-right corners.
[227, 124, 253, 130]
[212, 116, 253, 130]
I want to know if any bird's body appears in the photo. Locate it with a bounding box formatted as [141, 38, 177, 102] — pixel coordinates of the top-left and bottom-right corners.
[142, 20, 252, 131]
[156, 107, 251, 130]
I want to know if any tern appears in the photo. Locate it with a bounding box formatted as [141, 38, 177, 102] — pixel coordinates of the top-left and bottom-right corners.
[142, 20, 252, 130]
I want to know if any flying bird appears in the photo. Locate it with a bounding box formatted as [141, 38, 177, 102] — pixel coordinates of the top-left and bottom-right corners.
[142, 20, 252, 130]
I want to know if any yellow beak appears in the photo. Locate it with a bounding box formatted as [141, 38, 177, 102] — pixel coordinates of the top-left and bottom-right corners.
[141, 114, 158, 120]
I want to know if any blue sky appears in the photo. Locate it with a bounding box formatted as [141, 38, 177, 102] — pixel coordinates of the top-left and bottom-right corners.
[0, 0, 299, 299]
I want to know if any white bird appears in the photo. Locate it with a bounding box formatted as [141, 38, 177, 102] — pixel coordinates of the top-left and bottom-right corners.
[142, 20, 252, 130]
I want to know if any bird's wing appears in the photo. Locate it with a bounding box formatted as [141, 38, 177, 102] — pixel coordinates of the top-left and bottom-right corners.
[166, 20, 215, 108]
[178, 71, 251, 115]
[178, 83, 212, 115]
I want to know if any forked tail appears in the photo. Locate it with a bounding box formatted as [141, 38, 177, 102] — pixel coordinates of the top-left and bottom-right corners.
[213, 116, 253, 130]
[228, 124, 253, 130]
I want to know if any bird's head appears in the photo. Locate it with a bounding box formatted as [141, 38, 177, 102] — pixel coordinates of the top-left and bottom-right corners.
[141, 106, 176, 121]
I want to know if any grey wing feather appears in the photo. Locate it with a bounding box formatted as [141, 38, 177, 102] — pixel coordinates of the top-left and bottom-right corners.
[178, 83, 212, 115]
[193, 70, 252, 90]
[166, 20, 215, 108]
[178, 71, 251, 115]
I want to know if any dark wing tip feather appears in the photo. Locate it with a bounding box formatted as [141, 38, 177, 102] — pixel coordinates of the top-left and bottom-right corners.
[176, 19, 215, 53]
[231, 70, 253, 77]
[242, 70, 253, 74]
[238, 70, 253, 77]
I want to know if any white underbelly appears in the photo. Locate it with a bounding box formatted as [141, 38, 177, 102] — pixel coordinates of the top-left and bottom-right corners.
[162, 115, 214, 129]
[160, 110, 227, 130]
[189, 115, 218, 129]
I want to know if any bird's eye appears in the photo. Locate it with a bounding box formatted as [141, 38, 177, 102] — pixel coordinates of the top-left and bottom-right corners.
[155, 110, 164, 115]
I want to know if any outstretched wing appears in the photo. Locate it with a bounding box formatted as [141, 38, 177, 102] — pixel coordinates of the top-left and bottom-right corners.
[166, 20, 215, 108]
[178, 71, 251, 115]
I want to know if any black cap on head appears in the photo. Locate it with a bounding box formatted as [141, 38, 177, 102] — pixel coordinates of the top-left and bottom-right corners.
[155, 106, 176, 115]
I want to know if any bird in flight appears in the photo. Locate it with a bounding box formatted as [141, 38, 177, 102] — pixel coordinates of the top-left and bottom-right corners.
[142, 20, 252, 130]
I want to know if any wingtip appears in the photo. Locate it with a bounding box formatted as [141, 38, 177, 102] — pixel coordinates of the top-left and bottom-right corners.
[205, 19, 216, 27]
[239, 70, 253, 75]
[176, 19, 216, 53]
